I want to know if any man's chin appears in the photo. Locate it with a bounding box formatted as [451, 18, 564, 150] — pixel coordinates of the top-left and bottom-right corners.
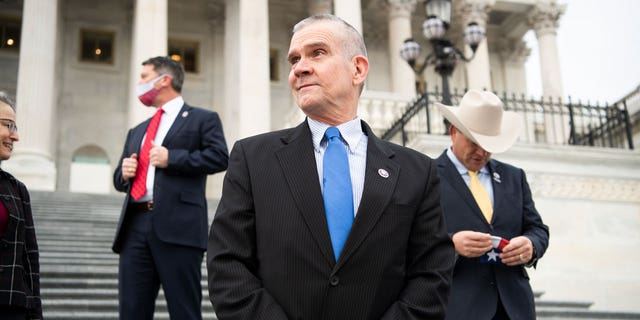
[296, 98, 321, 113]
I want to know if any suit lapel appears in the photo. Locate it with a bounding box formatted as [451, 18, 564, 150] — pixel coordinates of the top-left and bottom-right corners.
[336, 122, 399, 268]
[275, 121, 335, 266]
[437, 152, 487, 224]
[132, 120, 149, 153]
[162, 104, 190, 146]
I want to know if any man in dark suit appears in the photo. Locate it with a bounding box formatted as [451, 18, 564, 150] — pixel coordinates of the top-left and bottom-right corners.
[435, 90, 549, 320]
[207, 14, 454, 320]
[113, 56, 228, 320]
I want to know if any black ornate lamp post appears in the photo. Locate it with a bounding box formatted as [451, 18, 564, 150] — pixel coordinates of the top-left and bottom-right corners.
[399, 0, 485, 106]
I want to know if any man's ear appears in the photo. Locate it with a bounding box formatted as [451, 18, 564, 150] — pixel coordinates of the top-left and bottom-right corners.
[352, 55, 369, 87]
[160, 75, 173, 88]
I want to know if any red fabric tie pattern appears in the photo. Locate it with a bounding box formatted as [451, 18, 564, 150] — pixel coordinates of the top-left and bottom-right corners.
[131, 108, 164, 200]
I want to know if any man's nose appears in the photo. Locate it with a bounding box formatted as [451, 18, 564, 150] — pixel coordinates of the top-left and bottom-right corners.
[474, 146, 489, 157]
[292, 58, 312, 76]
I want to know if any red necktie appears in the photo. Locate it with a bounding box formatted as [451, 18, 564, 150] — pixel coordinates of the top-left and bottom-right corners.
[131, 108, 164, 200]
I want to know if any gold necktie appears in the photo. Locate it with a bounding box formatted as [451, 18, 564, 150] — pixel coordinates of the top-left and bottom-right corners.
[468, 170, 493, 223]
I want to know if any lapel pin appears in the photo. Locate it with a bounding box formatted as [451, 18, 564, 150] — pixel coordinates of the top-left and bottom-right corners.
[378, 168, 389, 178]
[182, 111, 189, 118]
[493, 172, 501, 183]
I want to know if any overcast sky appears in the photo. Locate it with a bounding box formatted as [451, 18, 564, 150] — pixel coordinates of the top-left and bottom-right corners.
[524, 0, 640, 103]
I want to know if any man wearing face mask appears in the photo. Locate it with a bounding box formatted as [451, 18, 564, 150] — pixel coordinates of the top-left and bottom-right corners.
[113, 56, 229, 320]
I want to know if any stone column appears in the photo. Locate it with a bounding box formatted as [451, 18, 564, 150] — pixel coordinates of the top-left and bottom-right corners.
[499, 39, 530, 95]
[224, 0, 271, 143]
[528, 1, 565, 99]
[457, 0, 494, 91]
[308, 0, 332, 16]
[334, 0, 363, 33]
[128, 0, 168, 127]
[387, 0, 417, 98]
[4, 0, 60, 190]
[528, 1, 566, 144]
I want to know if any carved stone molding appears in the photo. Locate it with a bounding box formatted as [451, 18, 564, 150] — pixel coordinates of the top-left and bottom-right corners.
[527, 1, 566, 37]
[384, 0, 417, 19]
[207, 1, 225, 31]
[307, 0, 332, 16]
[454, 0, 494, 29]
[528, 172, 640, 203]
[363, 18, 387, 49]
[499, 38, 531, 65]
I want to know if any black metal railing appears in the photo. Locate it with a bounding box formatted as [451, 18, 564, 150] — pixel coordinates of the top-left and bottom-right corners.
[381, 88, 635, 150]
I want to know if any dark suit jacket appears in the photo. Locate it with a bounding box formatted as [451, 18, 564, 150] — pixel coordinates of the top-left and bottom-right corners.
[113, 103, 228, 253]
[436, 151, 549, 320]
[207, 120, 454, 320]
[0, 169, 42, 319]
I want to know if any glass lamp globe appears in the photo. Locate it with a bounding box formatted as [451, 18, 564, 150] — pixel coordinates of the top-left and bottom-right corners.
[400, 39, 421, 65]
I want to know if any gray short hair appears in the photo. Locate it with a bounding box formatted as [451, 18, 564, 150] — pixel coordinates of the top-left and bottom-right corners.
[292, 14, 368, 59]
[0, 91, 15, 111]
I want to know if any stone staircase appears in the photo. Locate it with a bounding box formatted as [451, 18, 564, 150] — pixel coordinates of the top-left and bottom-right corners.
[29, 191, 640, 320]
[31, 191, 217, 320]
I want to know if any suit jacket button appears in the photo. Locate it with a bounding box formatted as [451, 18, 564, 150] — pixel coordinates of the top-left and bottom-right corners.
[330, 276, 340, 286]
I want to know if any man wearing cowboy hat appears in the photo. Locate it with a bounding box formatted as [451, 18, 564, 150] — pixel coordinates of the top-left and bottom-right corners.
[435, 90, 549, 320]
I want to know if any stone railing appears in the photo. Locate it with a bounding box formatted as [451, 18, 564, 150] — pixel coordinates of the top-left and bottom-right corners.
[282, 90, 415, 134]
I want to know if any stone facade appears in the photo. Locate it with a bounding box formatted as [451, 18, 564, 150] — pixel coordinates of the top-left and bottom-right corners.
[0, 0, 560, 196]
[0, 0, 639, 313]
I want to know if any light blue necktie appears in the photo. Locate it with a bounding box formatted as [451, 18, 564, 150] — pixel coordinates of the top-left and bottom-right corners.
[323, 127, 354, 261]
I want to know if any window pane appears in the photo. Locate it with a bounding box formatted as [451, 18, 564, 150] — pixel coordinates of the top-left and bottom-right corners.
[168, 39, 199, 73]
[0, 16, 21, 51]
[80, 29, 114, 64]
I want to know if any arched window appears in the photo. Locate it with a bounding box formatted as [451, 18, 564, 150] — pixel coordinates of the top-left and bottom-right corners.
[70, 145, 111, 194]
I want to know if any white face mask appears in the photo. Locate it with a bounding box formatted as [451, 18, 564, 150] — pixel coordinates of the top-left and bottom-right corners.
[136, 74, 166, 106]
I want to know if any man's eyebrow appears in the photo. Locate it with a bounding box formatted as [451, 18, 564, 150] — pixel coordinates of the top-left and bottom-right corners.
[287, 41, 329, 61]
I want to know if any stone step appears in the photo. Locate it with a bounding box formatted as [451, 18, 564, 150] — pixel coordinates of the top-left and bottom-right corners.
[43, 311, 217, 320]
[41, 251, 114, 259]
[41, 278, 118, 289]
[536, 309, 640, 320]
[39, 233, 113, 240]
[43, 298, 215, 311]
[37, 227, 117, 237]
[29, 191, 640, 320]
[42, 283, 210, 297]
[536, 300, 593, 310]
[39, 243, 113, 251]
[41, 266, 209, 279]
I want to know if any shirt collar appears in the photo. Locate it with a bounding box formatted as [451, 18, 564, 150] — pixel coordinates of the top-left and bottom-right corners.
[308, 117, 363, 154]
[446, 147, 490, 175]
[159, 96, 184, 117]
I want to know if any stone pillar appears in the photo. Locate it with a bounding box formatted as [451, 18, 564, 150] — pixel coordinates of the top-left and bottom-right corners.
[4, 0, 59, 190]
[334, 0, 362, 33]
[387, 0, 417, 98]
[224, 0, 271, 143]
[457, 0, 494, 91]
[128, 0, 168, 127]
[528, 1, 565, 99]
[308, 0, 332, 16]
[528, 1, 566, 144]
[500, 39, 530, 95]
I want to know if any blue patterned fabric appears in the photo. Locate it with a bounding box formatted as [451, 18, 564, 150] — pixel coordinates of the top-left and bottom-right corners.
[322, 127, 354, 260]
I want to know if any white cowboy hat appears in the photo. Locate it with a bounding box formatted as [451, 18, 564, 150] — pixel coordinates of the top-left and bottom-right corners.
[436, 89, 522, 153]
